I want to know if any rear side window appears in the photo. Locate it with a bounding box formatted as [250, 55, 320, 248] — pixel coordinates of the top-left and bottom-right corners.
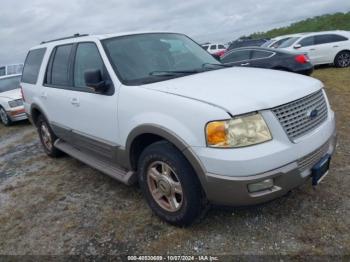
[315, 34, 348, 45]
[218, 45, 226, 49]
[251, 50, 273, 59]
[48, 44, 73, 86]
[210, 45, 217, 50]
[221, 50, 251, 63]
[74, 43, 104, 88]
[22, 48, 46, 84]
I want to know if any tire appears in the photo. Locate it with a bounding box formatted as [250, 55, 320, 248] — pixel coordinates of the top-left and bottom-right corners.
[334, 51, 350, 68]
[0, 107, 12, 126]
[37, 115, 63, 157]
[138, 141, 204, 226]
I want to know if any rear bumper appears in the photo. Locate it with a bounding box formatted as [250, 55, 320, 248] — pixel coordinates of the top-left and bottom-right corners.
[203, 129, 337, 206]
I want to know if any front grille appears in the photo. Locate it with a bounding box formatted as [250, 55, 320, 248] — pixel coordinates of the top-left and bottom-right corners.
[272, 90, 328, 140]
[297, 142, 329, 172]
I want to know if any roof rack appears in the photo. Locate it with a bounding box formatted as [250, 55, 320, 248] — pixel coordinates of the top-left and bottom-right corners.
[40, 33, 89, 44]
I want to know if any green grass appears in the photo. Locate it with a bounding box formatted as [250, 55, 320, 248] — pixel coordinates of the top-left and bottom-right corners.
[249, 12, 350, 39]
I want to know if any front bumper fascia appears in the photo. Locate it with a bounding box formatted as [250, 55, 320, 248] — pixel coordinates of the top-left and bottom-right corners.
[204, 130, 337, 206]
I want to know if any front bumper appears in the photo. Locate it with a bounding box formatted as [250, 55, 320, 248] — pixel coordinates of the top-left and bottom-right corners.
[203, 130, 337, 206]
[8, 107, 27, 122]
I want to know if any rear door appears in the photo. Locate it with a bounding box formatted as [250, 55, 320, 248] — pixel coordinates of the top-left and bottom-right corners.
[314, 34, 349, 64]
[43, 42, 119, 160]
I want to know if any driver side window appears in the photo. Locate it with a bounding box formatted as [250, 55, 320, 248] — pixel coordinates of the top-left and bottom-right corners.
[299, 36, 315, 47]
[74, 43, 104, 88]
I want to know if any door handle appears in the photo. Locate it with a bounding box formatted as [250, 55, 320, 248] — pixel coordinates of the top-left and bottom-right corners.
[333, 45, 339, 48]
[241, 63, 250, 66]
[70, 98, 80, 107]
[309, 48, 316, 51]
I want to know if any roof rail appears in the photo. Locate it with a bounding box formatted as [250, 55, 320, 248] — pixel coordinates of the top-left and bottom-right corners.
[40, 33, 89, 44]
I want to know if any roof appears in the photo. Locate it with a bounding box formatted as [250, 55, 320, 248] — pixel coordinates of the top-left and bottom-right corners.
[31, 31, 177, 50]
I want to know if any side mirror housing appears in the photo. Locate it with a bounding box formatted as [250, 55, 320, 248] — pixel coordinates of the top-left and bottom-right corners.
[84, 69, 108, 93]
[293, 44, 302, 49]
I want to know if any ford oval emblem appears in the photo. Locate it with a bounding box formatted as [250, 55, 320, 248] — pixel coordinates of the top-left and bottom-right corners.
[308, 108, 319, 119]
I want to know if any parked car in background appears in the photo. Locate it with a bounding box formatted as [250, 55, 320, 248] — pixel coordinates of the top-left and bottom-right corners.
[221, 47, 313, 75]
[261, 33, 307, 49]
[227, 38, 269, 51]
[202, 43, 227, 56]
[0, 74, 27, 126]
[0, 64, 24, 77]
[278, 30, 350, 67]
[22, 32, 336, 226]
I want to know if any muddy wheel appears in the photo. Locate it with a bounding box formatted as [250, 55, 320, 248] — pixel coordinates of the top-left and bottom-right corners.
[138, 141, 204, 226]
[37, 115, 63, 157]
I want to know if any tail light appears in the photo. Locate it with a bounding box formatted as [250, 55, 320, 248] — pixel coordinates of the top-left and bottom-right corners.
[20, 85, 25, 102]
[295, 54, 309, 64]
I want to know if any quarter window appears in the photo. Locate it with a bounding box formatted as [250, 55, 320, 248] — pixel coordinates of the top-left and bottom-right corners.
[251, 50, 273, 59]
[22, 48, 46, 84]
[221, 50, 251, 63]
[74, 43, 104, 88]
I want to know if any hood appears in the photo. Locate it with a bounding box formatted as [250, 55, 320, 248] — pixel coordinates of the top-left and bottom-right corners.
[143, 67, 322, 116]
[0, 88, 22, 100]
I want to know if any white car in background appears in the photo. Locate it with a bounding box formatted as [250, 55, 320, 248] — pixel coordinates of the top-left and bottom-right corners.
[202, 43, 227, 55]
[0, 74, 27, 126]
[262, 33, 308, 48]
[278, 30, 350, 67]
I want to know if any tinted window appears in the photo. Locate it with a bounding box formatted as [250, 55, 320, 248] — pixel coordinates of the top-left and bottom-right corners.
[299, 36, 315, 47]
[0, 67, 5, 77]
[251, 50, 273, 59]
[50, 45, 73, 86]
[202, 45, 209, 50]
[0, 76, 21, 93]
[210, 45, 217, 50]
[218, 45, 226, 49]
[221, 50, 251, 63]
[279, 37, 301, 48]
[315, 34, 348, 45]
[22, 48, 46, 84]
[74, 43, 104, 88]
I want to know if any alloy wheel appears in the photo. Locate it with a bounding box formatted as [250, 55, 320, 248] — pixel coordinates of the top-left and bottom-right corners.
[0, 108, 9, 125]
[147, 161, 183, 212]
[40, 123, 53, 151]
[338, 53, 350, 67]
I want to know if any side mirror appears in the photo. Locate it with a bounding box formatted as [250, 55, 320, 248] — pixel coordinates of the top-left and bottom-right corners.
[293, 44, 302, 49]
[84, 69, 108, 93]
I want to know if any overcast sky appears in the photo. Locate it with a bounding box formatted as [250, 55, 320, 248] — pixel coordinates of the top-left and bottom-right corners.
[1, 0, 350, 65]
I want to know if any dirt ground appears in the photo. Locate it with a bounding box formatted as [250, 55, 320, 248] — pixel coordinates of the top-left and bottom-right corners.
[0, 67, 349, 256]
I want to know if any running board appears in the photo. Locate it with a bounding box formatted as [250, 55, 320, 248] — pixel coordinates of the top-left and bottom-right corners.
[54, 139, 136, 185]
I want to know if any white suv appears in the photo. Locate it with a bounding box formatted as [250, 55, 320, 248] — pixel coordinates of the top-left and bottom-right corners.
[21, 32, 337, 226]
[278, 30, 350, 67]
[202, 43, 227, 55]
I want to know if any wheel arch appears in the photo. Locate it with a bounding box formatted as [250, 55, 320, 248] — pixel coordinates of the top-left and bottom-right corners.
[30, 103, 49, 127]
[125, 124, 208, 194]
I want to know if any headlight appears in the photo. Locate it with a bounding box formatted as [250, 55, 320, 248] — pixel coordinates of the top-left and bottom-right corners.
[8, 99, 23, 108]
[205, 113, 272, 148]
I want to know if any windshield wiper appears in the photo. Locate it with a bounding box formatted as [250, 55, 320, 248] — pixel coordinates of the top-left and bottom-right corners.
[202, 63, 233, 68]
[149, 70, 200, 76]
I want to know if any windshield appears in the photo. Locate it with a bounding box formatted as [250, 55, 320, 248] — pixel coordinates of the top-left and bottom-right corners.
[261, 40, 273, 47]
[102, 33, 219, 85]
[0, 75, 21, 93]
[278, 37, 300, 48]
